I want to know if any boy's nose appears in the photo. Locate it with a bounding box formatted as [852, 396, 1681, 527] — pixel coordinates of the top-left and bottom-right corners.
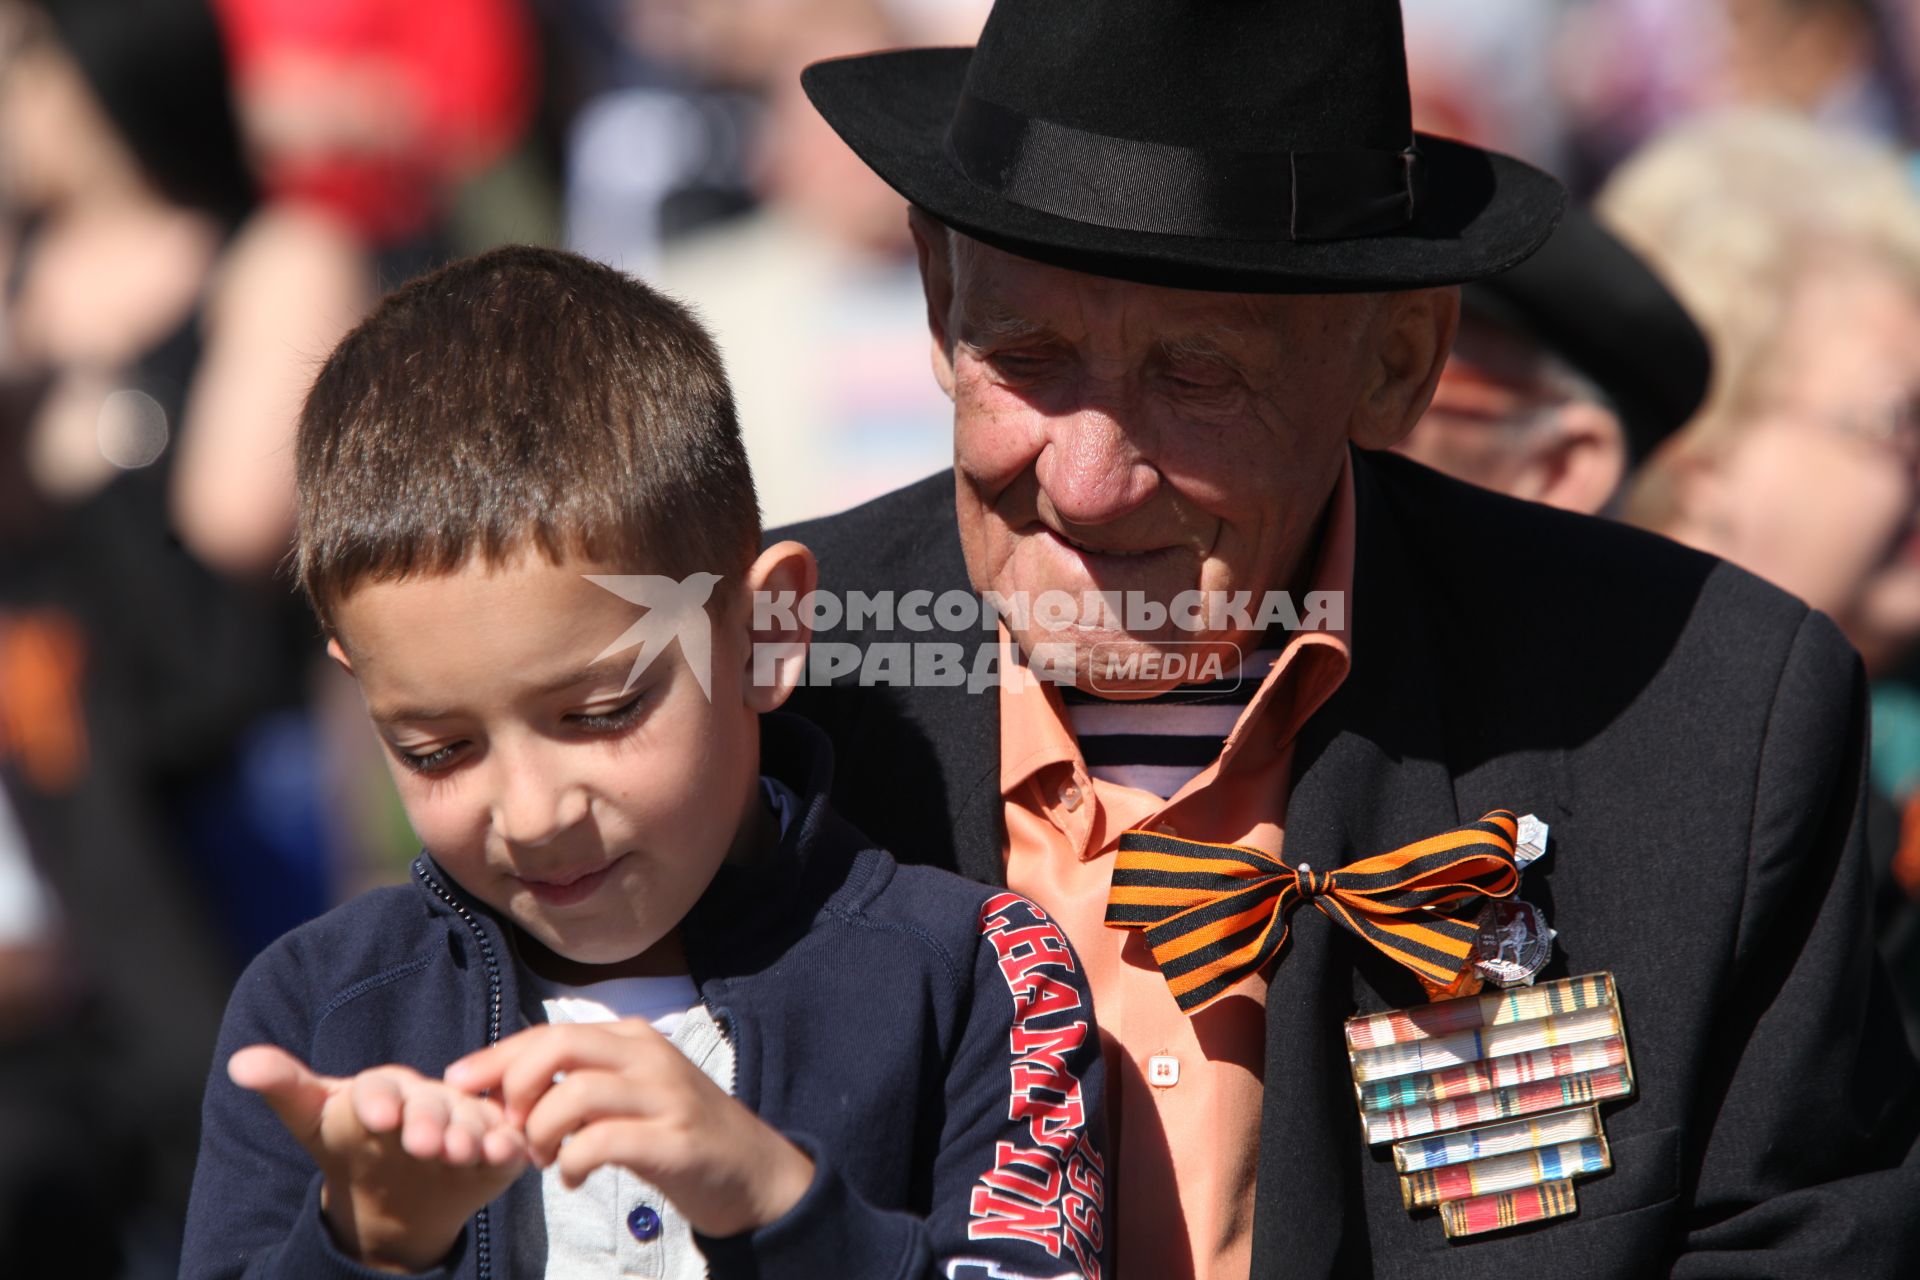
[490, 754, 591, 847]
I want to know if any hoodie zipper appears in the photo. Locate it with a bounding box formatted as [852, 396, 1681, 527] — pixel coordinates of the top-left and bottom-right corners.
[416, 860, 504, 1280]
[710, 1003, 739, 1057]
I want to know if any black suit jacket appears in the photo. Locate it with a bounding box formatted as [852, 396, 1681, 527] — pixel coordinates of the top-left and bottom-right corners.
[778, 450, 1920, 1278]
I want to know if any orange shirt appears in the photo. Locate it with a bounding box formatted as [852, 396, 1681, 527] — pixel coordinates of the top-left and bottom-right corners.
[1001, 460, 1356, 1280]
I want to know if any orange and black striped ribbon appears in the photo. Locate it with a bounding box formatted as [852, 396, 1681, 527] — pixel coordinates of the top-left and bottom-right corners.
[1105, 811, 1522, 1013]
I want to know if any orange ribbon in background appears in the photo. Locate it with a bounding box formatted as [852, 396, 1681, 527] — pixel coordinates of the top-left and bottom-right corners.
[0, 609, 89, 794]
[1106, 811, 1522, 1013]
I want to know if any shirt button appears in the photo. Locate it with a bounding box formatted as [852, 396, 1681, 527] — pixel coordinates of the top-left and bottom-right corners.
[1059, 781, 1083, 812]
[627, 1204, 662, 1242]
[1153, 821, 1179, 837]
[1147, 1054, 1180, 1088]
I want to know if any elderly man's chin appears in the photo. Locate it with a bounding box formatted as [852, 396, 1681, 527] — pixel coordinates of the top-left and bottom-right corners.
[991, 530, 1257, 697]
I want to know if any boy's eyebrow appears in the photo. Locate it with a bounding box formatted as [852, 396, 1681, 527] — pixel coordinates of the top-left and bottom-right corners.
[367, 656, 642, 724]
[526, 655, 648, 699]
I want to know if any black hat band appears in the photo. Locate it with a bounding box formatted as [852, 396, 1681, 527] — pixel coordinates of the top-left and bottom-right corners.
[946, 94, 1423, 244]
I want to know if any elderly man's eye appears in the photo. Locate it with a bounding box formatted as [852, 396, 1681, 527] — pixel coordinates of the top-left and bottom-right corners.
[983, 348, 1062, 381]
[1161, 365, 1237, 396]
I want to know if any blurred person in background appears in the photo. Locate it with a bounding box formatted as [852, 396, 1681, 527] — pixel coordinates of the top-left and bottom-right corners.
[1553, 0, 1913, 193]
[0, 2, 270, 1269]
[1400, 0, 1568, 173]
[191, 0, 536, 576]
[1601, 108, 1920, 1033]
[651, 0, 984, 525]
[213, 0, 534, 254]
[1716, 0, 1907, 137]
[562, 0, 989, 274]
[560, 0, 835, 276]
[1603, 111, 1920, 655]
[203, 0, 544, 915]
[1393, 204, 1712, 516]
[1, 0, 365, 965]
[2, 0, 537, 1268]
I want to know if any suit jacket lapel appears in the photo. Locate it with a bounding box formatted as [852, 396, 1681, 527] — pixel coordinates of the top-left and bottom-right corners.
[1250, 450, 1469, 1275]
[916, 503, 1004, 886]
[921, 667, 1004, 885]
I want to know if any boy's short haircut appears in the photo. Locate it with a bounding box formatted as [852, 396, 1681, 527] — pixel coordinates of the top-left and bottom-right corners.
[295, 244, 760, 632]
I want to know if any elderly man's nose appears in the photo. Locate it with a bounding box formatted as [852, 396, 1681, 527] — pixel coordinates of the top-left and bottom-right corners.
[1035, 409, 1157, 525]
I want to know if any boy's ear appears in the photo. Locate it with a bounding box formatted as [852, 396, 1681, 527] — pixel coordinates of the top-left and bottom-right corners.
[324, 636, 353, 675]
[738, 540, 817, 713]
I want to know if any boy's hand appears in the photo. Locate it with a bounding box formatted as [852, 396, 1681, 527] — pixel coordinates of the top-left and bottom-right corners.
[446, 1021, 815, 1238]
[229, 1045, 529, 1274]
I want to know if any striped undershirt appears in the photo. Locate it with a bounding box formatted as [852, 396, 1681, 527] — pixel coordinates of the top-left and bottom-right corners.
[1062, 648, 1283, 799]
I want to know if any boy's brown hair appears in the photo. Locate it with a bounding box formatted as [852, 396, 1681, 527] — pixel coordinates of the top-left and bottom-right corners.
[294, 245, 759, 632]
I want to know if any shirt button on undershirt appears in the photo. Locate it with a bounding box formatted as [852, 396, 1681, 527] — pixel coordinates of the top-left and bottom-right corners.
[1059, 781, 1083, 813]
[627, 1204, 662, 1242]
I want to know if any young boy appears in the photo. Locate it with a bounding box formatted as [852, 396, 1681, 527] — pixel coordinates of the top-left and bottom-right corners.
[179, 246, 1107, 1280]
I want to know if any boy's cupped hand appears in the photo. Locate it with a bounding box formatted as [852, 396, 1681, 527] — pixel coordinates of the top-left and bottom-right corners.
[229, 1045, 529, 1273]
[445, 1020, 816, 1238]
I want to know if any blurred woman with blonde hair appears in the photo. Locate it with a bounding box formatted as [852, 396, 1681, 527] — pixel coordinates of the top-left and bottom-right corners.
[1602, 108, 1920, 665]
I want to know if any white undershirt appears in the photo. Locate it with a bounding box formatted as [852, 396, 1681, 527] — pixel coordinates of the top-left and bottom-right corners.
[535, 974, 733, 1279]
[539, 974, 700, 1035]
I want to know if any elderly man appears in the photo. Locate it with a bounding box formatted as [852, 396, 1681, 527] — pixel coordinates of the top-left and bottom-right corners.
[779, 2, 1920, 1276]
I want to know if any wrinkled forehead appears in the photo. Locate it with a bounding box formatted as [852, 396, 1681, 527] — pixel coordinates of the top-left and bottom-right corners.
[946, 230, 1380, 358]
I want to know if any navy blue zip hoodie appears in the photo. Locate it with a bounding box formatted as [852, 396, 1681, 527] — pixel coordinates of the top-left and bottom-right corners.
[180, 714, 1107, 1280]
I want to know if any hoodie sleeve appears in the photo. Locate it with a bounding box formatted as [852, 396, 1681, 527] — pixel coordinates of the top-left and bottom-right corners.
[177, 942, 462, 1280]
[699, 890, 1109, 1280]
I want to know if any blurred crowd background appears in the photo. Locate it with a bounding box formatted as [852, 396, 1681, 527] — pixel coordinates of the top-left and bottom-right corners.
[4, 0, 1920, 1274]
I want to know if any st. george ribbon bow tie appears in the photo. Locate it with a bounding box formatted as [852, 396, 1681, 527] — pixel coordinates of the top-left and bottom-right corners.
[1105, 811, 1523, 1013]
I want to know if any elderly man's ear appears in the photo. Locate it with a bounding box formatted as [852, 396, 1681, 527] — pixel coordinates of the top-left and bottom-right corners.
[908, 207, 960, 401]
[1350, 287, 1460, 450]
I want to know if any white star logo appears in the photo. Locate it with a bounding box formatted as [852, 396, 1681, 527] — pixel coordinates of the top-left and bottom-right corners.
[583, 573, 724, 700]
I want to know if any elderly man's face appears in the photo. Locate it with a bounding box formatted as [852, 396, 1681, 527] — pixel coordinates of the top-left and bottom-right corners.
[912, 222, 1454, 688]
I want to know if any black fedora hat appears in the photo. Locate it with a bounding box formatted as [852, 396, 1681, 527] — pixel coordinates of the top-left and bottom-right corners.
[1462, 206, 1712, 462]
[803, 0, 1567, 293]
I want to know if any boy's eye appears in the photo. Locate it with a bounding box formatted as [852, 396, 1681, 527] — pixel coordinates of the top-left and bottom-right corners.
[568, 692, 645, 732]
[396, 741, 465, 775]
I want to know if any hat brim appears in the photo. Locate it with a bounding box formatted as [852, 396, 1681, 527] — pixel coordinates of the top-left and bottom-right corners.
[805, 48, 1567, 294]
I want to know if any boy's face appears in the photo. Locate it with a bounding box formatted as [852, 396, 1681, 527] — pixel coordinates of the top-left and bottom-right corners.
[327, 545, 813, 967]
